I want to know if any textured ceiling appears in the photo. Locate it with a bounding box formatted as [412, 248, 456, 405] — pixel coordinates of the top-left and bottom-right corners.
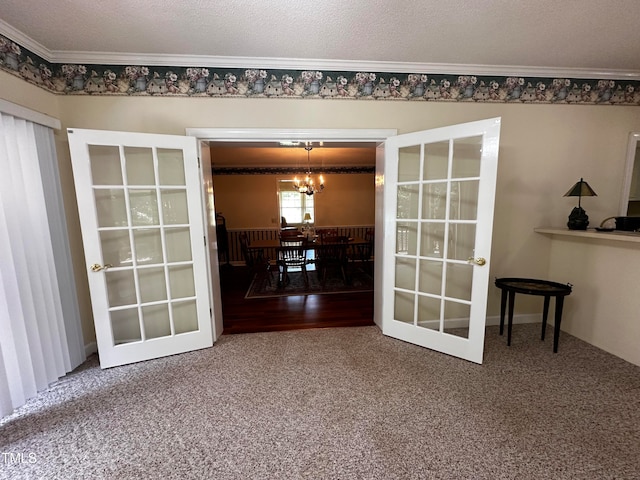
[2, 0, 640, 73]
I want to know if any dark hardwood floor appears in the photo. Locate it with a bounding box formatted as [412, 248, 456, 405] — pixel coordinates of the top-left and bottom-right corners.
[219, 264, 375, 334]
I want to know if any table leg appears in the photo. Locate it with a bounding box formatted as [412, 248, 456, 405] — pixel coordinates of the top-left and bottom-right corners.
[507, 290, 515, 347]
[553, 296, 565, 353]
[541, 295, 550, 341]
[499, 288, 507, 336]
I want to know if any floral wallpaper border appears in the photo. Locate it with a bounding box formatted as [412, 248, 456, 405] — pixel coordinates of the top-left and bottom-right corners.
[2, 34, 639, 105]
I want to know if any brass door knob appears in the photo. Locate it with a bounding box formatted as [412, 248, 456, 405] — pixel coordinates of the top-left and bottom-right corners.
[90, 263, 113, 272]
[467, 257, 486, 266]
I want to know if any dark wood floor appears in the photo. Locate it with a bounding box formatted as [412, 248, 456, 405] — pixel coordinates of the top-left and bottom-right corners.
[219, 264, 375, 334]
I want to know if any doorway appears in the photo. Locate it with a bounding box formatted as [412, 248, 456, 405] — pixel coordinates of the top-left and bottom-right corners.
[187, 128, 396, 333]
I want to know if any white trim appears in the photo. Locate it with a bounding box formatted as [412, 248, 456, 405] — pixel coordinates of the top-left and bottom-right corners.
[0, 99, 61, 130]
[185, 128, 397, 143]
[485, 313, 541, 327]
[84, 341, 98, 357]
[46, 52, 640, 81]
[620, 132, 640, 216]
[0, 19, 51, 62]
[0, 20, 638, 80]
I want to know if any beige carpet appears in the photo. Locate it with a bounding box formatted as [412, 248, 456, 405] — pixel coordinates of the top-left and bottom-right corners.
[1, 324, 639, 479]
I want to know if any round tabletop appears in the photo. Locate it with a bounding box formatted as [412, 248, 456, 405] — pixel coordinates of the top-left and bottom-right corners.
[495, 277, 572, 296]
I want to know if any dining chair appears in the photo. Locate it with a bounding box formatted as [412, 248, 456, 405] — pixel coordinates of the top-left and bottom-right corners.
[317, 228, 338, 244]
[279, 228, 301, 241]
[277, 238, 309, 288]
[239, 233, 272, 286]
[350, 229, 374, 274]
[316, 235, 349, 286]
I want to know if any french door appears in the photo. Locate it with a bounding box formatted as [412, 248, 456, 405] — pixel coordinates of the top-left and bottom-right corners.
[68, 129, 213, 368]
[382, 118, 501, 363]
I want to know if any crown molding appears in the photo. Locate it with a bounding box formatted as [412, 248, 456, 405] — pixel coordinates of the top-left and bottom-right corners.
[50, 50, 640, 80]
[0, 19, 51, 61]
[2, 20, 640, 80]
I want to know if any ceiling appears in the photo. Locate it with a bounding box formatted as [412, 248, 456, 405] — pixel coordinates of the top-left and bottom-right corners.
[2, 1, 638, 167]
[210, 143, 376, 168]
[1, 0, 639, 74]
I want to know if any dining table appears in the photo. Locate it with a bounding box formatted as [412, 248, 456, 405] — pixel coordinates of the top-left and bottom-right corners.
[247, 236, 370, 265]
[247, 236, 370, 285]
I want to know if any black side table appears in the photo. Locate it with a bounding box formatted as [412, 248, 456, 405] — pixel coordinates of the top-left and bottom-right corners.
[495, 278, 572, 353]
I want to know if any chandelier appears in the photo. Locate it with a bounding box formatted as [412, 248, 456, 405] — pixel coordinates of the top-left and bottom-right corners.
[293, 146, 324, 196]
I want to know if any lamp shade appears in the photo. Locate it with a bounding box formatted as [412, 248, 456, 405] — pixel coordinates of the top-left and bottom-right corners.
[563, 178, 597, 197]
[303, 213, 312, 221]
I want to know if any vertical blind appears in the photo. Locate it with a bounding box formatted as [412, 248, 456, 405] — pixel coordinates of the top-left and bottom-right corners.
[0, 111, 86, 418]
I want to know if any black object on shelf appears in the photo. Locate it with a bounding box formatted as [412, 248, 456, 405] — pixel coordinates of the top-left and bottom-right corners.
[615, 216, 640, 232]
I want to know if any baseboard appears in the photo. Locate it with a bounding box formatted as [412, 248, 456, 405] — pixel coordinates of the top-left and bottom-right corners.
[486, 313, 543, 327]
[84, 341, 97, 357]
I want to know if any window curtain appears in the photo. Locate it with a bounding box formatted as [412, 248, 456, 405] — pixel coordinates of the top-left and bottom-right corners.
[0, 111, 86, 418]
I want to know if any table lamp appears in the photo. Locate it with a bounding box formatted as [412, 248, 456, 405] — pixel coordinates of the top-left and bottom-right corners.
[302, 213, 313, 238]
[564, 178, 597, 230]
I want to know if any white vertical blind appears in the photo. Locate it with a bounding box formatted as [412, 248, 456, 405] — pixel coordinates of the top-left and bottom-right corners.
[0, 111, 85, 418]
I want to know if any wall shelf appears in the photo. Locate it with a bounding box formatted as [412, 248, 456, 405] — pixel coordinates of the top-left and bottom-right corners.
[534, 227, 640, 244]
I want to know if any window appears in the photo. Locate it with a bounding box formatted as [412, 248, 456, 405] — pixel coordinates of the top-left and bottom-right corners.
[278, 180, 314, 225]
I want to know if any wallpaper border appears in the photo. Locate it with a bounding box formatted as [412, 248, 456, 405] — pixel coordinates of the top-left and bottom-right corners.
[2, 34, 639, 106]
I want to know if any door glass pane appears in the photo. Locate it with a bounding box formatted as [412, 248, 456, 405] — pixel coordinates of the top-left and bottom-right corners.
[450, 180, 479, 220]
[448, 224, 476, 262]
[100, 230, 132, 267]
[417, 259, 442, 295]
[165, 227, 192, 262]
[173, 300, 199, 334]
[169, 265, 195, 298]
[142, 304, 171, 339]
[125, 147, 155, 185]
[105, 270, 137, 307]
[133, 228, 163, 265]
[394, 291, 415, 324]
[395, 256, 416, 290]
[417, 295, 441, 331]
[398, 145, 420, 182]
[129, 189, 159, 226]
[419, 223, 445, 258]
[443, 301, 471, 339]
[423, 141, 449, 181]
[422, 182, 447, 220]
[445, 263, 473, 302]
[397, 184, 419, 219]
[89, 145, 122, 186]
[161, 190, 189, 225]
[452, 136, 482, 178]
[95, 189, 127, 227]
[111, 308, 141, 345]
[138, 267, 168, 303]
[158, 149, 186, 185]
[396, 222, 417, 255]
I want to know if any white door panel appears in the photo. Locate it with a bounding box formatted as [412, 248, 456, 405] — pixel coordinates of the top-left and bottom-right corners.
[382, 118, 501, 364]
[68, 128, 213, 368]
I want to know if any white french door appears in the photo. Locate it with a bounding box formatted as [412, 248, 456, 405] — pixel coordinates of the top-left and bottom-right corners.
[68, 129, 213, 368]
[382, 118, 501, 364]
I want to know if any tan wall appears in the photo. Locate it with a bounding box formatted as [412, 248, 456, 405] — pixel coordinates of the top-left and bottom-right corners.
[4, 70, 640, 361]
[213, 173, 374, 230]
[546, 235, 640, 366]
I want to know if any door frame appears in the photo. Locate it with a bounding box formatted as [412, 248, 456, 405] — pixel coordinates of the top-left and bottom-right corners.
[185, 128, 397, 331]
